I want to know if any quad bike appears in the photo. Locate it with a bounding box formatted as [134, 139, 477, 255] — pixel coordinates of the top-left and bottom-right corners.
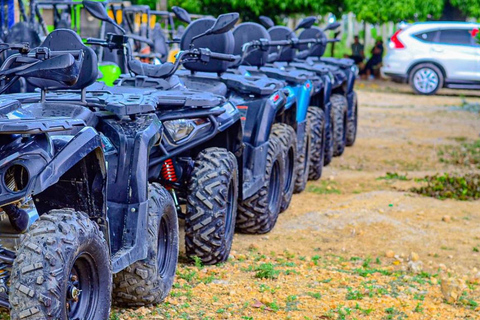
[257, 16, 347, 166]
[295, 18, 359, 149]
[230, 20, 330, 185]
[65, 0, 245, 265]
[0, 30, 180, 318]
[170, 13, 294, 231]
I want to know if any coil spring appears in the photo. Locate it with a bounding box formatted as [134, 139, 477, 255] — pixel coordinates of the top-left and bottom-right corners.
[161, 159, 177, 183]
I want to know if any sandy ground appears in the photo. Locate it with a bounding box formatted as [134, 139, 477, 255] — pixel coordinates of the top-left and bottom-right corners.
[107, 80, 480, 319]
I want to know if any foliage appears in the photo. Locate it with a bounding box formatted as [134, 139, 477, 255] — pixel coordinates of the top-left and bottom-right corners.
[167, 0, 329, 21]
[411, 173, 480, 200]
[450, 0, 480, 18]
[345, 0, 443, 23]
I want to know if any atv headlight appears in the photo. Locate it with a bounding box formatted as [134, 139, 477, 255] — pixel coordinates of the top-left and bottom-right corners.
[328, 72, 335, 84]
[164, 118, 210, 142]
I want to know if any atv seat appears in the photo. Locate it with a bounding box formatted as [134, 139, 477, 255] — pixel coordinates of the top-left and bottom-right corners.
[319, 57, 355, 68]
[27, 29, 98, 91]
[128, 59, 175, 78]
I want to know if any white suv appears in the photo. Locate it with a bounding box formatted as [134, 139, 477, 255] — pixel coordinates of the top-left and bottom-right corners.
[381, 22, 480, 95]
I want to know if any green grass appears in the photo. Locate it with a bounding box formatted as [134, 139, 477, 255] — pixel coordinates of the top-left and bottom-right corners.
[254, 263, 280, 279]
[307, 181, 341, 195]
[377, 172, 410, 181]
[411, 173, 480, 200]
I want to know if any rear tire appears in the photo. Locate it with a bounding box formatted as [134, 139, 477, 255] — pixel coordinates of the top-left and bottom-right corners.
[307, 107, 326, 180]
[186, 148, 238, 265]
[10, 209, 111, 320]
[346, 91, 358, 147]
[271, 123, 297, 213]
[331, 94, 347, 157]
[113, 183, 179, 306]
[324, 113, 334, 166]
[409, 63, 443, 95]
[237, 136, 284, 234]
[293, 118, 311, 193]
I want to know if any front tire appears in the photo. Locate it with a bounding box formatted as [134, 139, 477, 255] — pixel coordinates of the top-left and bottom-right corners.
[293, 118, 311, 193]
[186, 148, 238, 265]
[346, 91, 358, 147]
[10, 209, 111, 320]
[409, 63, 443, 95]
[331, 94, 347, 157]
[307, 107, 326, 180]
[271, 123, 297, 212]
[237, 136, 284, 234]
[113, 183, 179, 306]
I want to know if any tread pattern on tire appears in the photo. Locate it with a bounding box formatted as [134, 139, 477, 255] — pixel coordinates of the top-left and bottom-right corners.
[271, 123, 297, 213]
[346, 91, 358, 147]
[113, 183, 179, 306]
[237, 136, 284, 234]
[186, 147, 238, 265]
[307, 107, 326, 180]
[331, 94, 347, 157]
[293, 118, 311, 193]
[324, 110, 334, 166]
[10, 209, 111, 320]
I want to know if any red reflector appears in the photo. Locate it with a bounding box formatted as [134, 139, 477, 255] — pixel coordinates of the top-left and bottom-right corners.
[273, 94, 280, 102]
[237, 105, 248, 109]
[306, 83, 310, 89]
[390, 30, 405, 49]
[240, 116, 246, 121]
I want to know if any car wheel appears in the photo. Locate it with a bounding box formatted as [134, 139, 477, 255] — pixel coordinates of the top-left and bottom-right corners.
[409, 63, 443, 95]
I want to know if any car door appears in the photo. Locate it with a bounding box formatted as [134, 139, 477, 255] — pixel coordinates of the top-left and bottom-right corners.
[429, 27, 480, 81]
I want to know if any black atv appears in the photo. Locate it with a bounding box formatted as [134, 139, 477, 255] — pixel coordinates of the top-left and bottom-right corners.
[229, 20, 330, 183]
[295, 19, 359, 150]
[0, 31, 179, 317]
[82, 1, 244, 265]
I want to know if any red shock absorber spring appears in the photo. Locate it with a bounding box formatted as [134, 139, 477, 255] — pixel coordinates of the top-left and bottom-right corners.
[161, 159, 178, 183]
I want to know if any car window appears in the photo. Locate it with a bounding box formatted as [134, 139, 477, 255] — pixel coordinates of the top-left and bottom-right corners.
[438, 29, 473, 46]
[414, 31, 437, 43]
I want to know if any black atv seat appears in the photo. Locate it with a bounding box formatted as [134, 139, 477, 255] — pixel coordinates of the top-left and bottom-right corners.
[29, 29, 98, 91]
[128, 59, 175, 78]
[177, 69, 279, 96]
[319, 57, 355, 68]
[179, 76, 228, 96]
[240, 65, 307, 85]
[289, 61, 330, 74]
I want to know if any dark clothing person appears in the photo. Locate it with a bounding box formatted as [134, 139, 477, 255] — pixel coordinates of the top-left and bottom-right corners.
[363, 40, 384, 78]
[349, 37, 364, 64]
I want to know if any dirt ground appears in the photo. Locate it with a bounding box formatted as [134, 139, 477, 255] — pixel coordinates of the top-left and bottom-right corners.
[108, 81, 480, 319]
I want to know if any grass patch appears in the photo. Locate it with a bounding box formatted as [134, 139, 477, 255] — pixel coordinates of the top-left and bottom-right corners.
[377, 172, 410, 181]
[307, 181, 341, 195]
[254, 263, 280, 279]
[411, 173, 480, 200]
[438, 140, 480, 169]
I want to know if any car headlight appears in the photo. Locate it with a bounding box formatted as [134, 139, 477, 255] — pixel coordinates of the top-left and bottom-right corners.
[163, 118, 209, 142]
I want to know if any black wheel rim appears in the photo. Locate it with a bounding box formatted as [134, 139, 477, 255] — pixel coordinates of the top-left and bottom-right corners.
[268, 160, 281, 213]
[157, 214, 173, 276]
[224, 181, 235, 237]
[66, 253, 99, 320]
[284, 147, 295, 193]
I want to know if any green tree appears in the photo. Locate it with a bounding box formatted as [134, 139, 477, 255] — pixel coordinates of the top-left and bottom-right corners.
[450, 0, 480, 17]
[345, 0, 443, 23]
